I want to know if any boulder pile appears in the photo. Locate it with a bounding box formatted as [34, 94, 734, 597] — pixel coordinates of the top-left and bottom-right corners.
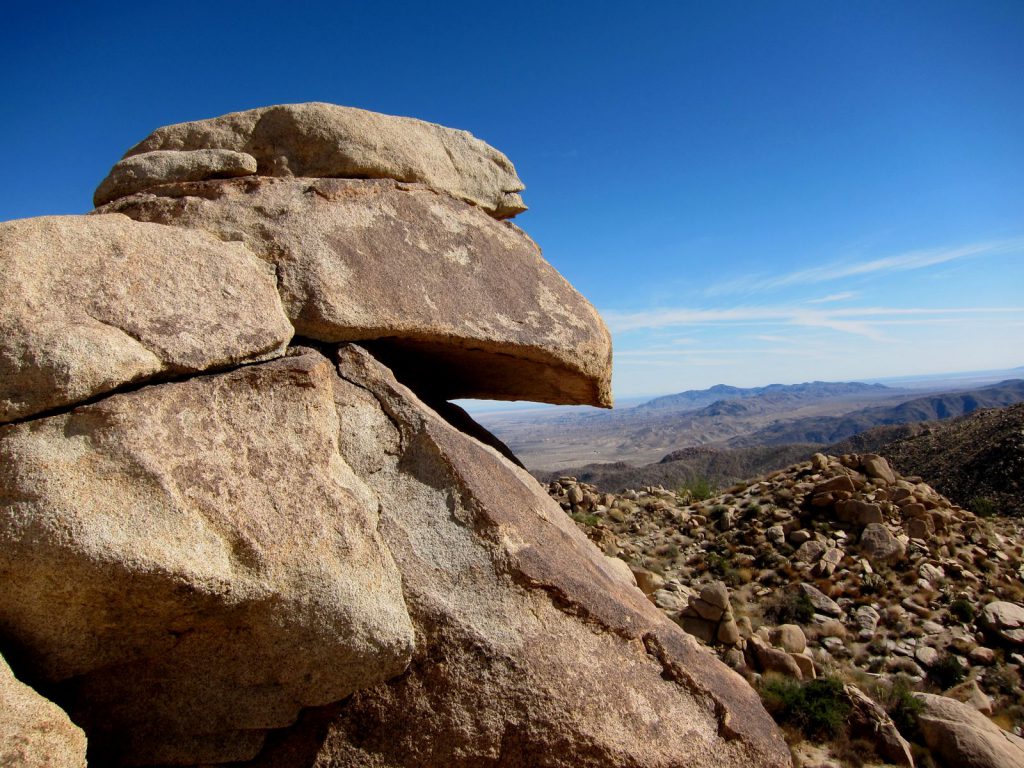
[552, 451, 1024, 766]
[0, 104, 790, 767]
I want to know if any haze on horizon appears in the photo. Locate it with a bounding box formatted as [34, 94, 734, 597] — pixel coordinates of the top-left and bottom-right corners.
[3, 1, 1021, 399]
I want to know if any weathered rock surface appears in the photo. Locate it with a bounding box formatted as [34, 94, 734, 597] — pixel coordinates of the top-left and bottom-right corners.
[0, 654, 87, 768]
[0, 213, 292, 422]
[0, 351, 416, 764]
[100, 102, 527, 218]
[915, 693, 1024, 768]
[844, 684, 914, 767]
[0, 347, 789, 767]
[93, 148, 257, 206]
[981, 601, 1024, 645]
[100, 177, 612, 407]
[242, 346, 789, 767]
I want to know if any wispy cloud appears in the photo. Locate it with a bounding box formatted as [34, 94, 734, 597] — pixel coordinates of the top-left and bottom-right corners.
[704, 238, 1024, 297]
[602, 304, 1024, 340]
[806, 292, 857, 304]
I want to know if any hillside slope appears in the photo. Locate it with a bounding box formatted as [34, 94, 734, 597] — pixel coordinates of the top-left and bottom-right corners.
[833, 402, 1024, 517]
[732, 379, 1024, 447]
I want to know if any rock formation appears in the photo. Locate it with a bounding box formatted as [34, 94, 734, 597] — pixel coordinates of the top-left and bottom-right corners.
[553, 449, 1024, 765]
[0, 104, 790, 767]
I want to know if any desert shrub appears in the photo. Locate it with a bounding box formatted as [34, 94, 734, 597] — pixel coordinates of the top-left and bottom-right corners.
[982, 664, 1020, 696]
[881, 676, 923, 740]
[759, 676, 850, 740]
[766, 591, 816, 626]
[678, 476, 714, 502]
[971, 496, 998, 517]
[948, 598, 975, 624]
[928, 653, 966, 690]
[570, 512, 600, 527]
[654, 542, 680, 559]
[710, 504, 728, 516]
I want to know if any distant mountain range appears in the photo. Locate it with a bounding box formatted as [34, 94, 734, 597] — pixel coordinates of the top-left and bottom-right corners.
[636, 381, 890, 413]
[482, 375, 1024, 473]
[730, 379, 1024, 447]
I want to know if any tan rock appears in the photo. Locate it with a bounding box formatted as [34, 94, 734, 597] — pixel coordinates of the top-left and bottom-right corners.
[860, 454, 897, 485]
[790, 653, 816, 680]
[915, 692, 1024, 768]
[749, 637, 803, 679]
[981, 601, 1024, 645]
[835, 499, 884, 525]
[859, 523, 906, 566]
[104, 102, 527, 218]
[247, 345, 792, 768]
[603, 555, 637, 587]
[0, 654, 87, 768]
[0, 351, 416, 764]
[0, 214, 292, 423]
[1, 345, 789, 766]
[93, 148, 257, 206]
[844, 684, 914, 767]
[718, 615, 742, 645]
[100, 177, 612, 407]
[947, 679, 995, 716]
[774, 624, 807, 654]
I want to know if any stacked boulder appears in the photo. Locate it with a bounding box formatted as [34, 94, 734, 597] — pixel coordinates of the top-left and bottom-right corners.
[0, 104, 790, 768]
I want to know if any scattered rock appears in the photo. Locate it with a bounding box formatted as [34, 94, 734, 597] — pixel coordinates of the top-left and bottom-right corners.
[844, 684, 914, 767]
[799, 583, 843, 617]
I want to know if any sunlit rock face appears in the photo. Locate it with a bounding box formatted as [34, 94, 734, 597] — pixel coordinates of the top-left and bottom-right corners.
[0, 103, 790, 767]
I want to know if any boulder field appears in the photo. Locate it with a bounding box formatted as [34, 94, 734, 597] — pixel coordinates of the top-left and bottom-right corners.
[0, 104, 790, 767]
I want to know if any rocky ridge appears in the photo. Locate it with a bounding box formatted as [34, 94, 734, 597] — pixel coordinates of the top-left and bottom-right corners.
[0, 104, 788, 767]
[832, 403, 1024, 519]
[552, 451, 1024, 767]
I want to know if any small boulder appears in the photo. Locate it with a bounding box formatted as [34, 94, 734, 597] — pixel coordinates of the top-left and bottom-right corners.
[799, 583, 843, 617]
[981, 601, 1024, 645]
[859, 523, 906, 566]
[860, 454, 897, 485]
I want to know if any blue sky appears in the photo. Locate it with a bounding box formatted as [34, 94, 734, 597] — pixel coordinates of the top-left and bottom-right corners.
[3, 1, 1022, 398]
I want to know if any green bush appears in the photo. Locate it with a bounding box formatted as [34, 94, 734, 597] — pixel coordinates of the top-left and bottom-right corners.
[678, 476, 714, 502]
[760, 676, 850, 740]
[766, 591, 816, 626]
[929, 654, 966, 690]
[971, 496, 998, 517]
[948, 598, 975, 624]
[570, 512, 600, 527]
[881, 677, 923, 740]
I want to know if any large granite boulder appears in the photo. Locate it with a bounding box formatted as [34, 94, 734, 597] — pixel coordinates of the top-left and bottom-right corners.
[915, 693, 1024, 768]
[0, 352, 416, 765]
[99, 176, 612, 407]
[95, 102, 527, 218]
[246, 345, 790, 768]
[0, 654, 87, 768]
[0, 348, 790, 767]
[0, 213, 292, 423]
